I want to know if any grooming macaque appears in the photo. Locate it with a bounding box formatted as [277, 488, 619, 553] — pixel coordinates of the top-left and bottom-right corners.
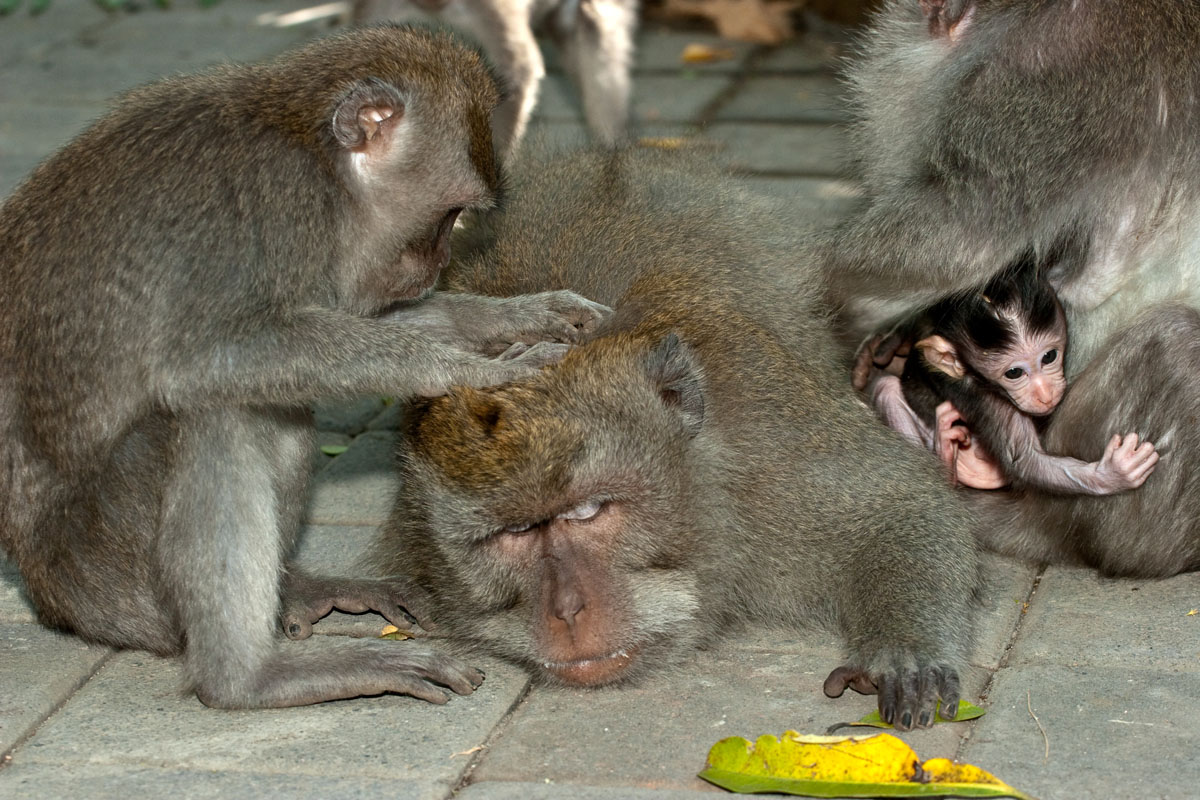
[871, 264, 1159, 494]
[0, 27, 611, 709]
[829, 0, 1200, 574]
[353, 0, 637, 162]
[373, 148, 980, 731]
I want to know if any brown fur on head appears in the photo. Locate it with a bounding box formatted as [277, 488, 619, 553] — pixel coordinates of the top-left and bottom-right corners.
[392, 330, 710, 687]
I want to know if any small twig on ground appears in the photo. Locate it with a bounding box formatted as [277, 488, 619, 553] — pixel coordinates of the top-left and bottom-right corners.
[1027, 690, 1049, 762]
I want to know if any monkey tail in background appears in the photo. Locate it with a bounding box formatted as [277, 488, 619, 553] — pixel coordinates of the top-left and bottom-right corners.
[970, 304, 1200, 578]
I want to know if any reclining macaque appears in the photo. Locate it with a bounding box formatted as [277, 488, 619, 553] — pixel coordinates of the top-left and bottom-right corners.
[870, 263, 1159, 494]
[372, 147, 982, 732]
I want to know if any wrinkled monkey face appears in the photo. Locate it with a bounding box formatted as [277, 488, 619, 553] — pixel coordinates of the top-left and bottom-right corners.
[390, 335, 709, 687]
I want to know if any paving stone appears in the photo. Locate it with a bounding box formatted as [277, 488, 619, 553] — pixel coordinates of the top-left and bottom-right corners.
[305, 431, 400, 526]
[474, 645, 975, 791]
[538, 23, 757, 76]
[13, 649, 530, 785]
[961, 664, 1200, 800]
[313, 396, 391, 436]
[0, 556, 35, 624]
[632, 25, 758, 73]
[753, 34, 849, 73]
[972, 554, 1040, 670]
[459, 782, 719, 799]
[313, 430, 353, 472]
[289, 524, 396, 638]
[1011, 567, 1200, 670]
[0, 624, 110, 756]
[536, 72, 732, 124]
[0, 763, 425, 800]
[0, 3, 316, 107]
[701, 122, 845, 175]
[715, 75, 846, 122]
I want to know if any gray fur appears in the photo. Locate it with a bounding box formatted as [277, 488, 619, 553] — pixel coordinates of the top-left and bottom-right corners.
[832, 0, 1200, 576]
[0, 26, 609, 709]
[373, 148, 981, 731]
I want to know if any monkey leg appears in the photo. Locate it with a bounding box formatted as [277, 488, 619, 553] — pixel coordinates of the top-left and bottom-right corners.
[278, 570, 435, 639]
[160, 408, 482, 708]
[557, 0, 635, 145]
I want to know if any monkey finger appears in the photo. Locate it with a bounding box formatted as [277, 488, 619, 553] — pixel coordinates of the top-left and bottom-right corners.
[851, 341, 880, 390]
[509, 341, 571, 369]
[891, 669, 921, 731]
[823, 665, 878, 697]
[915, 665, 943, 729]
[282, 613, 315, 640]
[876, 672, 901, 727]
[937, 668, 962, 721]
[392, 675, 452, 705]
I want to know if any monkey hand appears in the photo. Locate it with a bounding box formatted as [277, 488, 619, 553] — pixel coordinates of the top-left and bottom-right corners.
[823, 662, 962, 731]
[1093, 432, 1159, 492]
[934, 401, 1009, 490]
[475, 290, 613, 356]
[851, 331, 910, 391]
[280, 570, 436, 640]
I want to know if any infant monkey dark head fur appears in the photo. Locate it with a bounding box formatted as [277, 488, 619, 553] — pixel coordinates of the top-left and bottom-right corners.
[917, 264, 1067, 417]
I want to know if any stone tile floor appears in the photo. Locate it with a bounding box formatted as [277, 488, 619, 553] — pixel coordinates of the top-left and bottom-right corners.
[0, 2, 1196, 798]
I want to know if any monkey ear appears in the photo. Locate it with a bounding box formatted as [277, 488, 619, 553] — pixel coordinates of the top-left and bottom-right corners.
[464, 392, 506, 436]
[646, 333, 705, 438]
[915, 335, 966, 379]
[331, 77, 409, 153]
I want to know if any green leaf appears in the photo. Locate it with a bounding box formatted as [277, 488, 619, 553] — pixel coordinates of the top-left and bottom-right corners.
[853, 699, 986, 729]
[0, 0, 23, 15]
[320, 444, 349, 456]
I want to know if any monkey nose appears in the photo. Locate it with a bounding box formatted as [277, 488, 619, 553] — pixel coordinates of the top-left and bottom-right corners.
[553, 591, 584, 629]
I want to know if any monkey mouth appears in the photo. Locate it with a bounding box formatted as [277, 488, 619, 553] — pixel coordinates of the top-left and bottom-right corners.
[541, 647, 639, 686]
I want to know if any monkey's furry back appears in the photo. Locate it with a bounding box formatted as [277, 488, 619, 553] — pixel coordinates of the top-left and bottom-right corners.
[445, 146, 822, 339]
[399, 146, 980, 676]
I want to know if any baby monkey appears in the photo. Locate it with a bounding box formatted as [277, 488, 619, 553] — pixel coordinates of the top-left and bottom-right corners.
[870, 264, 1159, 494]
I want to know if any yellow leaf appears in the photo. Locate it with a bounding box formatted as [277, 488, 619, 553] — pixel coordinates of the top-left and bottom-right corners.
[379, 624, 412, 641]
[638, 136, 691, 150]
[700, 731, 1035, 799]
[681, 43, 736, 63]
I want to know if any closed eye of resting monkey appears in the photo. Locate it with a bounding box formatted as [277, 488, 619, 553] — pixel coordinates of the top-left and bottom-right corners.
[371, 147, 982, 732]
[0, 25, 611, 710]
[353, 0, 637, 162]
[870, 261, 1159, 495]
[827, 0, 1200, 577]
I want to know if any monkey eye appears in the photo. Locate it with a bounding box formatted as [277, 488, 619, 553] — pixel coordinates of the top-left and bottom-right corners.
[1004, 367, 1024, 380]
[1042, 349, 1058, 365]
[502, 521, 535, 534]
[558, 499, 603, 522]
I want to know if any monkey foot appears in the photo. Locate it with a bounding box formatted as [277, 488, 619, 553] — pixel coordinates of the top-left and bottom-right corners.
[279, 570, 434, 639]
[823, 663, 961, 731]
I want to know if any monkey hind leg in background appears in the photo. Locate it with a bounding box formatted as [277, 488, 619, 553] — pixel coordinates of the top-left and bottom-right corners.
[354, 0, 638, 163]
[0, 27, 612, 710]
[372, 147, 982, 731]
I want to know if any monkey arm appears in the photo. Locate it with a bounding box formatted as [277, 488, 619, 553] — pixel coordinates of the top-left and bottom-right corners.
[390, 289, 612, 356]
[157, 305, 569, 407]
[976, 394, 1158, 495]
[868, 373, 934, 449]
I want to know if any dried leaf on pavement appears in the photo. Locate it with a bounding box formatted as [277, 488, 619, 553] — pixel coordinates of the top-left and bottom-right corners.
[700, 731, 1033, 798]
